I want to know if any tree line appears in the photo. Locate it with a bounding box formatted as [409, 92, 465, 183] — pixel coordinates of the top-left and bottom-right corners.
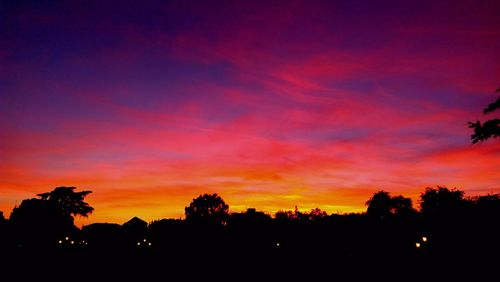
[1, 186, 499, 259]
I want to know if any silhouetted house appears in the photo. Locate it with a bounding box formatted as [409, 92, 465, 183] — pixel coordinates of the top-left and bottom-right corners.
[123, 216, 147, 230]
[82, 223, 123, 249]
[122, 217, 148, 242]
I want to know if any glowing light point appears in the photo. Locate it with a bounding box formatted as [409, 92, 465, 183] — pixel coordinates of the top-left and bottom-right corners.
[416, 242, 421, 248]
[58, 240, 62, 244]
[137, 242, 141, 246]
[65, 237, 69, 240]
[143, 239, 147, 242]
[71, 241, 74, 244]
[276, 242, 280, 247]
[148, 242, 152, 246]
[422, 236, 427, 242]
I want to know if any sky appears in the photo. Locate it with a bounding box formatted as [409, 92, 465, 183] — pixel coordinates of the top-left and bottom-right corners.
[1, 0, 499, 226]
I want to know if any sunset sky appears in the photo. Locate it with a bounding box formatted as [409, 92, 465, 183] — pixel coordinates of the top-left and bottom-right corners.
[1, 0, 499, 226]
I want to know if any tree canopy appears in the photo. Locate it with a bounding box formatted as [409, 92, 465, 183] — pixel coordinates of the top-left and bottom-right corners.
[37, 186, 94, 217]
[468, 88, 500, 143]
[185, 193, 229, 226]
[419, 186, 469, 218]
[365, 190, 414, 218]
[9, 187, 94, 246]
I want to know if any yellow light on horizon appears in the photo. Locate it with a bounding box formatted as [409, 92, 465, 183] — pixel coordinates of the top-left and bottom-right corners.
[416, 242, 421, 248]
[422, 236, 427, 242]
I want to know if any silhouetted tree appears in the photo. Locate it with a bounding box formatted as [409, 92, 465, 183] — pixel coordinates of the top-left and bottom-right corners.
[420, 186, 469, 218]
[390, 195, 415, 216]
[275, 206, 306, 221]
[468, 88, 500, 143]
[307, 208, 328, 221]
[366, 191, 392, 218]
[9, 187, 93, 247]
[275, 210, 296, 220]
[366, 191, 414, 219]
[0, 211, 4, 223]
[185, 193, 229, 226]
[473, 193, 500, 217]
[37, 186, 94, 217]
[10, 198, 75, 246]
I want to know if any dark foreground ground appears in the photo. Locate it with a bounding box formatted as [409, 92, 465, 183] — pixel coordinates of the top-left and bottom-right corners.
[3, 242, 498, 281]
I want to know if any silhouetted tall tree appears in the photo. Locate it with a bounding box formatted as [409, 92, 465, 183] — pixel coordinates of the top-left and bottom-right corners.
[185, 193, 229, 226]
[37, 186, 93, 218]
[468, 88, 500, 143]
[9, 187, 93, 247]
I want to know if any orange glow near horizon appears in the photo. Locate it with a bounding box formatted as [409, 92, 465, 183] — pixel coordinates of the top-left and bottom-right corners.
[3, 139, 500, 227]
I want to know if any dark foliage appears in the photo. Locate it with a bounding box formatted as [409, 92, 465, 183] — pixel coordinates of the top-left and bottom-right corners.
[366, 190, 415, 219]
[185, 193, 229, 226]
[37, 186, 94, 217]
[469, 119, 500, 143]
[8, 187, 93, 248]
[469, 88, 500, 143]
